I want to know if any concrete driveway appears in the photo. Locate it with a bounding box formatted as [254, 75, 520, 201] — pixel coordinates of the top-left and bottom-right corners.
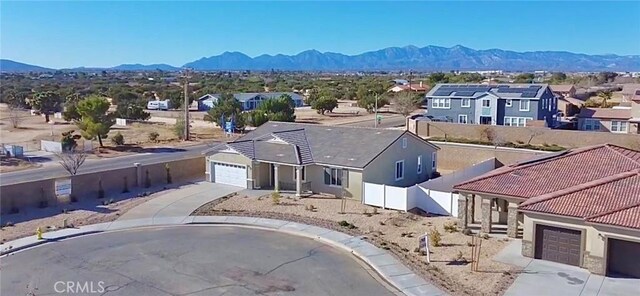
[118, 182, 241, 220]
[499, 241, 640, 296]
[1, 225, 397, 296]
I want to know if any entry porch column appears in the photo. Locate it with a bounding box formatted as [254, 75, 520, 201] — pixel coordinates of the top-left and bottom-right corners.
[507, 201, 519, 238]
[295, 166, 303, 197]
[273, 164, 280, 192]
[481, 197, 493, 233]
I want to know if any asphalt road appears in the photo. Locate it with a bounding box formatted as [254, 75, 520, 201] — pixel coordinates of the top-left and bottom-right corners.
[339, 115, 407, 128]
[0, 144, 213, 186]
[1, 226, 395, 296]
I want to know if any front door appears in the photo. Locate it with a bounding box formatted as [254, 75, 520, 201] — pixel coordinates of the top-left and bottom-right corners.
[480, 116, 492, 125]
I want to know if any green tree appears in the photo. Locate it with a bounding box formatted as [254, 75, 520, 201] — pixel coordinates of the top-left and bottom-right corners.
[63, 93, 82, 122]
[257, 94, 296, 122]
[163, 89, 184, 109]
[514, 73, 535, 83]
[597, 90, 613, 107]
[28, 91, 63, 122]
[203, 93, 242, 127]
[357, 88, 388, 113]
[246, 110, 269, 127]
[392, 92, 421, 116]
[111, 90, 140, 105]
[550, 72, 567, 83]
[428, 72, 448, 85]
[311, 97, 338, 115]
[76, 95, 115, 147]
[115, 103, 150, 120]
[305, 88, 319, 105]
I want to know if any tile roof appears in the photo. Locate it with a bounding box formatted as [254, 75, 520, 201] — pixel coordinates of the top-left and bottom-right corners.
[578, 108, 632, 120]
[205, 121, 438, 168]
[559, 96, 584, 107]
[454, 144, 640, 199]
[550, 85, 576, 93]
[454, 144, 640, 230]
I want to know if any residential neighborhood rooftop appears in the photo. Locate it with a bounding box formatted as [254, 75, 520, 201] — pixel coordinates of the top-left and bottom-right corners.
[578, 107, 632, 119]
[205, 121, 437, 168]
[550, 84, 576, 93]
[426, 83, 550, 99]
[454, 144, 640, 229]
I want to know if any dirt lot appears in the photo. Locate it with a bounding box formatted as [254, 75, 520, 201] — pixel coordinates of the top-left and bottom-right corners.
[193, 193, 517, 296]
[0, 191, 158, 244]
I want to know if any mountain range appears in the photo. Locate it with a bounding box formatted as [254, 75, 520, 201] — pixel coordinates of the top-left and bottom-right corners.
[2, 45, 640, 72]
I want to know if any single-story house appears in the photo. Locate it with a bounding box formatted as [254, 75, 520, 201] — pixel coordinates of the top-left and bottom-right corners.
[453, 144, 640, 277]
[196, 92, 304, 111]
[577, 108, 634, 134]
[550, 84, 577, 98]
[388, 82, 430, 93]
[621, 84, 640, 102]
[203, 122, 439, 199]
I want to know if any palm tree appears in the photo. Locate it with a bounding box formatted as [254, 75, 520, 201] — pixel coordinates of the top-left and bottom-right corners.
[597, 90, 613, 108]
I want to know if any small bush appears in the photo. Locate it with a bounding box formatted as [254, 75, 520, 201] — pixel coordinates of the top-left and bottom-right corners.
[443, 221, 458, 233]
[462, 228, 473, 236]
[148, 131, 160, 142]
[338, 220, 350, 227]
[482, 233, 490, 240]
[271, 192, 281, 205]
[111, 132, 125, 146]
[429, 229, 442, 247]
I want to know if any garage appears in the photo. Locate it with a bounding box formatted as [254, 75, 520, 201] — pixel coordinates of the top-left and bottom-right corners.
[535, 224, 581, 266]
[607, 239, 640, 278]
[212, 162, 247, 188]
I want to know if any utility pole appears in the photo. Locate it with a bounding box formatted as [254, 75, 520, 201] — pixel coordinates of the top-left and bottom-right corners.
[374, 93, 378, 128]
[183, 69, 190, 141]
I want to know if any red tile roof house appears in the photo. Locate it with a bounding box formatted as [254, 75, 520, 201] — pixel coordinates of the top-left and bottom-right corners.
[453, 144, 640, 277]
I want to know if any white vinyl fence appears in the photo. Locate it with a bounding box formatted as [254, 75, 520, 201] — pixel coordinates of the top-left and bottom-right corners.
[363, 158, 497, 215]
[40, 140, 93, 153]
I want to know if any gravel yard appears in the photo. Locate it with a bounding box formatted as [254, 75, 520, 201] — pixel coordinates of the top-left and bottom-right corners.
[193, 193, 519, 296]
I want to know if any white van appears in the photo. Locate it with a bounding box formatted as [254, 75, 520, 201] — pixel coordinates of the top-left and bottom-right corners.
[147, 100, 171, 111]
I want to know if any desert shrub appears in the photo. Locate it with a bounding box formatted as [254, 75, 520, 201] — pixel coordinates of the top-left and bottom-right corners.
[271, 192, 281, 204]
[111, 132, 125, 146]
[148, 131, 160, 142]
[462, 228, 473, 235]
[338, 220, 350, 227]
[443, 221, 458, 233]
[429, 228, 442, 247]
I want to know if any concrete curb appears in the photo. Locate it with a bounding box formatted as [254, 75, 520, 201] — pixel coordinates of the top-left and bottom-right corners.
[1, 216, 446, 296]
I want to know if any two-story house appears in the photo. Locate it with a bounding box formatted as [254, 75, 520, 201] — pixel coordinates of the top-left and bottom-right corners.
[424, 84, 558, 127]
[577, 91, 640, 134]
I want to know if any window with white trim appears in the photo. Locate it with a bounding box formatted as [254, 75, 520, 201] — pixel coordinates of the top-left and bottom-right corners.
[431, 152, 437, 170]
[584, 119, 600, 131]
[395, 160, 404, 181]
[292, 166, 306, 181]
[611, 121, 628, 133]
[324, 167, 344, 187]
[417, 155, 422, 174]
[458, 114, 468, 124]
[519, 99, 530, 111]
[431, 98, 450, 109]
[461, 98, 470, 107]
[503, 116, 532, 127]
[505, 99, 512, 107]
[482, 99, 490, 107]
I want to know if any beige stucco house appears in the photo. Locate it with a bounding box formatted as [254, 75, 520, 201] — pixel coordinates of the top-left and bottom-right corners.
[453, 144, 640, 278]
[203, 122, 439, 200]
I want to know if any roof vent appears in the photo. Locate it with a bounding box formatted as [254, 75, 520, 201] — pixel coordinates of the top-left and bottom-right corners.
[376, 131, 382, 134]
[510, 171, 523, 177]
[325, 155, 332, 158]
[348, 158, 355, 161]
[276, 153, 284, 157]
[326, 128, 332, 131]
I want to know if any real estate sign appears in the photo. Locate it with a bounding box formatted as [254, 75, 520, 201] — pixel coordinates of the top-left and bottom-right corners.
[55, 178, 72, 196]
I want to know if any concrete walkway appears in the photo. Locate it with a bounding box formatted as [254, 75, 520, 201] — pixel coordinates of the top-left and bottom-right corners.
[0, 216, 447, 296]
[117, 182, 241, 220]
[495, 240, 640, 296]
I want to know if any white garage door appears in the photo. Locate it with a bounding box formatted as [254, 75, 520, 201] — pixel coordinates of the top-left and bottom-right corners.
[212, 162, 247, 188]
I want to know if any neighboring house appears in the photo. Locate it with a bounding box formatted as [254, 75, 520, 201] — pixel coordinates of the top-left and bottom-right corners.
[391, 79, 409, 85]
[196, 94, 218, 111]
[557, 96, 584, 117]
[453, 144, 640, 277]
[203, 122, 439, 200]
[621, 84, 640, 102]
[550, 84, 577, 98]
[577, 108, 636, 134]
[424, 84, 558, 127]
[388, 82, 430, 93]
[195, 92, 304, 111]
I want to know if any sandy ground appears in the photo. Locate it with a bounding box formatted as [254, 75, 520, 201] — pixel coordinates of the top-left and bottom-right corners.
[197, 193, 516, 296]
[0, 190, 161, 243]
[0, 157, 41, 173]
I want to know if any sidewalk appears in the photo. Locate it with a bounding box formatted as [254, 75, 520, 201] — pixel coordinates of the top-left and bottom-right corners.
[117, 182, 241, 221]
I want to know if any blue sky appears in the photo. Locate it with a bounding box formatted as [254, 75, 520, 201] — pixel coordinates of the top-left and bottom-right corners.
[1, 1, 639, 68]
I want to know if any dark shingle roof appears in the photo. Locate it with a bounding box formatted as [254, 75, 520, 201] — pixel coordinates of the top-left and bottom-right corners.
[426, 83, 550, 99]
[207, 122, 437, 168]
